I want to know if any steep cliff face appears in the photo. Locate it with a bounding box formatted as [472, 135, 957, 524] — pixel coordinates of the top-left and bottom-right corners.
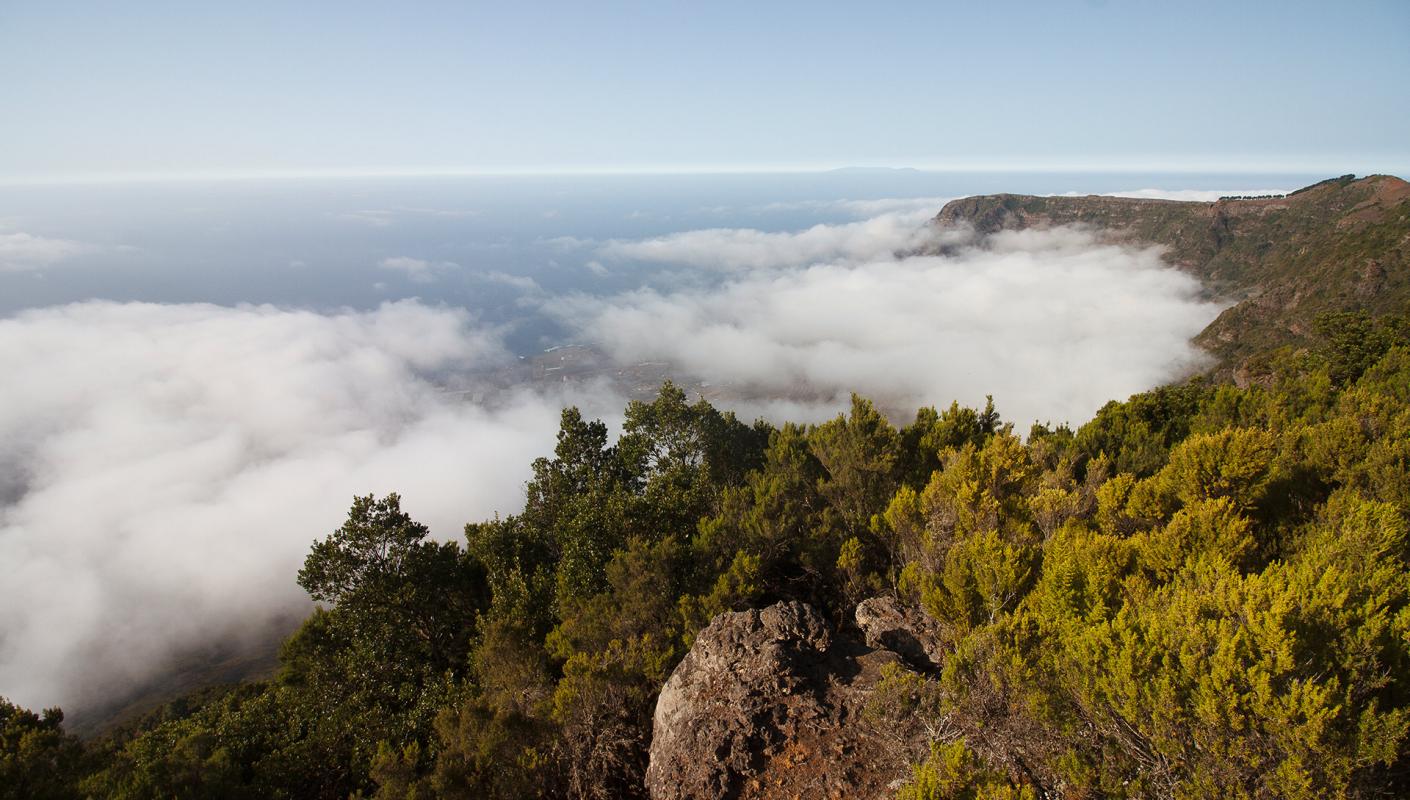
[933, 174, 1410, 373]
[645, 600, 933, 800]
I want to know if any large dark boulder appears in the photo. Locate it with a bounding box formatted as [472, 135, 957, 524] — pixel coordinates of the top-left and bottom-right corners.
[645, 600, 934, 800]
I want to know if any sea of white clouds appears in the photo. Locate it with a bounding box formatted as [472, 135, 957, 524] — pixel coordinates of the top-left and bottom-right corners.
[562, 223, 1219, 425]
[0, 196, 1229, 714]
[0, 301, 623, 712]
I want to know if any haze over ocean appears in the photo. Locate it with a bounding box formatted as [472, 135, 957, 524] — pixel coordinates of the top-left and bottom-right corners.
[1, 170, 1310, 331]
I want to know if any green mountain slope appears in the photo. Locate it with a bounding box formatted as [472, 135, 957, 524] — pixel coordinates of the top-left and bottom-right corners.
[934, 174, 1410, 373]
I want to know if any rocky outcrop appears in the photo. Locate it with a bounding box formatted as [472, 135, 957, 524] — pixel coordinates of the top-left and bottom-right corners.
[645, 600, 937, 800]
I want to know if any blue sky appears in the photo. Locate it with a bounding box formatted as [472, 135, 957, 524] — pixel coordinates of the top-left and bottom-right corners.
[2, 0, 1407, 182]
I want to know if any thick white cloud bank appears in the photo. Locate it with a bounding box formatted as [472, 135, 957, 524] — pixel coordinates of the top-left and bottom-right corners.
[596, 207, 947, 272]
[560, 223, 1224, 427]
[0, 301, 616, 713]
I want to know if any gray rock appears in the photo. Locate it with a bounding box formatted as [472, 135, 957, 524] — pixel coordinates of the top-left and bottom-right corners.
[852, 595, 945, 672]
[645, 600, 923, 800]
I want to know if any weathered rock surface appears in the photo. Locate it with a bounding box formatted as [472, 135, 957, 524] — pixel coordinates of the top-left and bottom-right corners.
[645, 600, 929, 800]
[853, 595, 945, 672]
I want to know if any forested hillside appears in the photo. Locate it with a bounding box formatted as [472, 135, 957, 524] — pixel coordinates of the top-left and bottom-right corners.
[5, 302, 1409, 799]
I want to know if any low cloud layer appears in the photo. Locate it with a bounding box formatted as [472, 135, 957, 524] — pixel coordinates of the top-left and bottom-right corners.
[337, 207, 482, 227]
[0, 202, 1229, 716]
[0, 301, 619, 713]
[0, 231, 96, 272]
[1094, 188, 1293, 202]
[379, 255, 460, 282]
[596, 207, 948, 272]
[754, 196, 955, 217]
[555, 223, 1223, 426]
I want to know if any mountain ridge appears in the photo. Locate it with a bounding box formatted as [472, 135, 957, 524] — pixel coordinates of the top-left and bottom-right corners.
[933, 174, 1410, 374]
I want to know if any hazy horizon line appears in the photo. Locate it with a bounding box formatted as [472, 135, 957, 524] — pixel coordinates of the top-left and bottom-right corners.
[2, 159, 1400, 188]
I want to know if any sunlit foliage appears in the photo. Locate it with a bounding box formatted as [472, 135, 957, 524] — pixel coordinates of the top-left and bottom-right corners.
[8, 319, 1410, 798]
